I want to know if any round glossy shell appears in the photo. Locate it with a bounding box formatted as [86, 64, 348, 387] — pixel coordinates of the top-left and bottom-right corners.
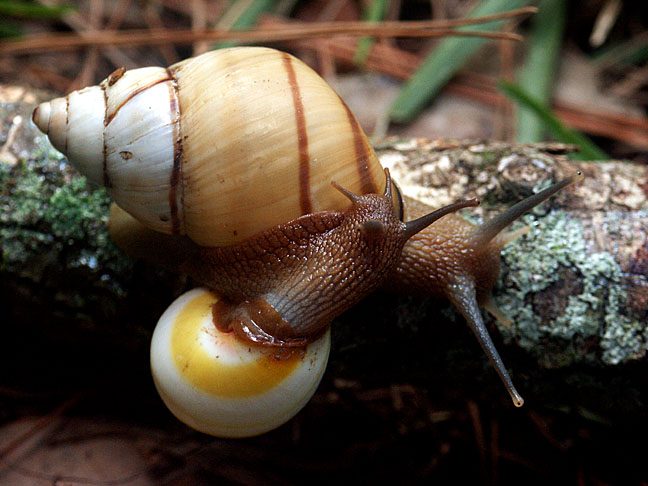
[150, 287, 331, 438]
[33, 47, 385, 247]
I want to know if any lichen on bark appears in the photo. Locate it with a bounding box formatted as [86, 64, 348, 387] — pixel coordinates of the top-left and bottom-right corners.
[0, 142, 126, 290]
[497, 207, 643, 367]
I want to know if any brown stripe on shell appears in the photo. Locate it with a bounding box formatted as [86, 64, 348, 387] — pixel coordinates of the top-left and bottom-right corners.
[103, 75, 173, 126]
[282, 52, 312, 215]
[64, 95, 69, 155]
[340, 100, 377, 195]
[101, 83, 111, 188]
[166, 68, 183, 235]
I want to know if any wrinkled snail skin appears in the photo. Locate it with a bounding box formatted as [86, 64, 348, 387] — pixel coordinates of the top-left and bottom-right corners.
[169, 170, 477, 345]
[184, 177, 460, 345]
[111, 168, 477, 346]
[32, 46, 584, 435]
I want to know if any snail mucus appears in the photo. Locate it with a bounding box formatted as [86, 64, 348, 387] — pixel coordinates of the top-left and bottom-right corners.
[32, 46, 583, 438]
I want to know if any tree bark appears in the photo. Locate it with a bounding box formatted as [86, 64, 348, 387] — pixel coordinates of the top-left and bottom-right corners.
[1, 87, 647, 417]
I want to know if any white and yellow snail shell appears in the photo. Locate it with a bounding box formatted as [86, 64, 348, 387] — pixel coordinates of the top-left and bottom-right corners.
[151, 287, 330, 437]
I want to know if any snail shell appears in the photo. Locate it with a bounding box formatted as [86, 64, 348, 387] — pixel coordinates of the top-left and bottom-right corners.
[32, 47, 386, 247]
[151, 287, 330, 437]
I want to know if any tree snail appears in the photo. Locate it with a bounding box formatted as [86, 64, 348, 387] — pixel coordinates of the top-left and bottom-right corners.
[32, 46, 582, 437]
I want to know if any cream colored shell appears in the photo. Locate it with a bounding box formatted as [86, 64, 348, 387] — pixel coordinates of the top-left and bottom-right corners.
[150, 287, 330, 437]
[32, 47, 385, 247]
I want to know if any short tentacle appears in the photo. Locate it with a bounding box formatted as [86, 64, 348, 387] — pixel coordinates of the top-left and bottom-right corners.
[332, 167, 394, 206]
[386, 172, 585, 406]
[382, 168, 393, 200]
[403, 198, 479, 240]
[331, 179, 362, 204]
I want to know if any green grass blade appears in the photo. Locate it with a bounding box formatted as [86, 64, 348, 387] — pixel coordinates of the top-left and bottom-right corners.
[388, 0, 532, 124]
[593, 33, 648, 69]
[213, 0, 278, 49]
[0, 1, 73, 19]
[516, 0, 567, 142]
[0, 21, 22, 38]
[500, 81, 609, 160]
[353, 0, 389, 66]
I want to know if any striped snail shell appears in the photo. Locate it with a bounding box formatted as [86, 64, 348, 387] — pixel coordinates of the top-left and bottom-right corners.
[32, 46, 386, 247]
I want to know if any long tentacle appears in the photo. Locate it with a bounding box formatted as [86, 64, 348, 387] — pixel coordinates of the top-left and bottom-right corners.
[448, 274, 524, 407]
[469, 171, 583, 249]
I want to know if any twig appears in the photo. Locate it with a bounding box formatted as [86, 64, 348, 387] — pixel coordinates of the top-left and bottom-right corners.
[35, 0, 136, 69]
[589, 0, 622, 48]
[191, 0, 210, 56]
[0, 20, 527, 55]
[143, 1, 180, 65]
[68, 0, 102, 92]
[0, 394, 82, 462]
[467, 400, 489, 483]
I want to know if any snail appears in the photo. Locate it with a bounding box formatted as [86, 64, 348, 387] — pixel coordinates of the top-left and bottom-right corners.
[32, 46, 582, 437]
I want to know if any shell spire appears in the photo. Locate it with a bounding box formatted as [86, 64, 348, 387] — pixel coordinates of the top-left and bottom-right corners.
[33, 86, 106, 186]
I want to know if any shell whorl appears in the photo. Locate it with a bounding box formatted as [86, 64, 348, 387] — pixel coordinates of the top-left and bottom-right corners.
[32, 47, 386, 247]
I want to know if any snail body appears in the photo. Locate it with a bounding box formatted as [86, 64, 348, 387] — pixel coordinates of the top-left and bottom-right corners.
[33, 46, 582, 436]
[138, 166, 472, 345]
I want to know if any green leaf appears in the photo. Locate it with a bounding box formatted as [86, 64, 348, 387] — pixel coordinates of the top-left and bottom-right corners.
[0, 1, 74, 19]
[0, 21, 22, 37]
[213, 0, 279, 50]
[499, 81, 609, 160]
[515, 0, 567, 142]
[353, 0, 390, 66]
[593, 35, 648, 69]
[388, 0, 532, 124]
